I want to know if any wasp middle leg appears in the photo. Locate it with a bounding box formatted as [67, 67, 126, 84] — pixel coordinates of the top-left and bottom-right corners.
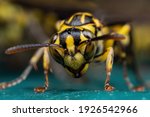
[0, 48, 44, 90]
[112, 23, 145, 91]
[34, 47, 51, 93]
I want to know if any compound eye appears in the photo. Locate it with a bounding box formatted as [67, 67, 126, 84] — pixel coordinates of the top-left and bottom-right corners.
[82, 30, 93, 39]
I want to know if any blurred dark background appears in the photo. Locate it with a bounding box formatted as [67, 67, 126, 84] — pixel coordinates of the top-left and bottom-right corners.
[0, 0, 150, 92]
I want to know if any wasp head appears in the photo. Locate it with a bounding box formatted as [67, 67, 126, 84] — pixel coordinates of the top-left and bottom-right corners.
[49, 28, 97, 78]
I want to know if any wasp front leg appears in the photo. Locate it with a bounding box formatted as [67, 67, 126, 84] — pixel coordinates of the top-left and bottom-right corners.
[94, 47, 115, 91]
[105, 47, 115, 91]
[34, 47, 51, 93]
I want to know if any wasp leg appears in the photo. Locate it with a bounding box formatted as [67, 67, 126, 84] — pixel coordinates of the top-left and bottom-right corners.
[112, 23, 145, 91]
[105, 47, 115, 91]
[34, 47, 51, 93]
[30, 48, 44, 70]
[115, 42, 145, 91]
[0, 64, 32, 89]
[94, 47, 115, 91]
[122, 57, 145, 91]
[0, 48, 44, 90]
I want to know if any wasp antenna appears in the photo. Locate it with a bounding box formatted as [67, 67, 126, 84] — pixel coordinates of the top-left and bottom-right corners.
[91, 33, 125, 41]
[49, 44, 63, 48]
[78, 33, 125, 46]
[5, 43, 50, 55]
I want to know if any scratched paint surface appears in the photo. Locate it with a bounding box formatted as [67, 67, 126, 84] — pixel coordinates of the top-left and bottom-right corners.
[0, 66, 150, 100]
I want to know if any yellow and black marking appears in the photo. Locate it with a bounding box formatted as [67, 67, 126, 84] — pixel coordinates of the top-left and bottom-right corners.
[1, 12, 145, 92]
[50, 12, 104, 77]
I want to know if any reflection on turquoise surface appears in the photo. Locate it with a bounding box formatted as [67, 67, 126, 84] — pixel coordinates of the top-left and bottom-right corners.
[0, 65, 150, 100]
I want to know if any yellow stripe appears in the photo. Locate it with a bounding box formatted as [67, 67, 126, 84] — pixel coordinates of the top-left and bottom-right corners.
[66, 35, 75, 54]
[43, 48, 50, 70]
[55, 20, 64, 31]
[84, 12, 92, 16]
[81, 24, 95, 34]
[93, 18, 103, 27]
[58, 23, 96, 34]
[66, 15, 74, 24]
[58, 24, 84, 33]
[104, 40, 114, 49]
[81, 14, 85, 24]
[54, 36, 60, 45]
[75, 12, 92, 16]
[118, 24, 130, 46]
[80, 32, 88, 42]
[118, 24, 131, 34]
[58, 24, 71, 33]
[112, 24, 131, 46]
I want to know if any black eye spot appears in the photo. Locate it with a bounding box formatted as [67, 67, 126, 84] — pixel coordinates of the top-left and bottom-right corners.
[82, 30, 93, 39]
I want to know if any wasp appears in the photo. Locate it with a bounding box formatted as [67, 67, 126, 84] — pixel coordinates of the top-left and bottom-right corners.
[0, 12, 144, 92]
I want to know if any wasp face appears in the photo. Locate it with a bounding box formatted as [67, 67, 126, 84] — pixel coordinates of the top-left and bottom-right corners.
[50, 28, 96, 78]
[64, 52, 89, 78]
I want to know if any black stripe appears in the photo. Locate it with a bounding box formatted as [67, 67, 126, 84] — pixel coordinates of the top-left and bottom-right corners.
[66, 15, 82, 26]
[65, 14, 94, 26]
[59, 28, 82, 48]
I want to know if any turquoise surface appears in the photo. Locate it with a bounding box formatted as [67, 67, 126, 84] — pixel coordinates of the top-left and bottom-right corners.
[0, 66, 150, 100]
